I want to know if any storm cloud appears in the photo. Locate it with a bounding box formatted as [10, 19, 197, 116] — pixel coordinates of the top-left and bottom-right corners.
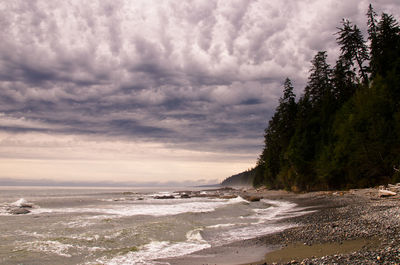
[0, 1, 399, 182]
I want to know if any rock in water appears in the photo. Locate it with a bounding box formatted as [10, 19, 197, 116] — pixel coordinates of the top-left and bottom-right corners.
[243, 195, 261, 202]
[9, 208, 30, 215]
[154, 195, 175, 199]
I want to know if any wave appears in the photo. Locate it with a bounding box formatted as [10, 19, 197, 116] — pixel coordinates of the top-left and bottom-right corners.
[89, 239, 210, 265]
[30, 196, 248, 218]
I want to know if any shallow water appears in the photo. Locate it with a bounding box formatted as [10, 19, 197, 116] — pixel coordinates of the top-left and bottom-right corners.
[0, 186, 312, 265]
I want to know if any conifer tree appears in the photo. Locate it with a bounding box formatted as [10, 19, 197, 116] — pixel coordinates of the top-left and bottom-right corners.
[251, 5, 400, 191]
[305, 51, 332, 105]
[372, 13, 400, 78]
[336, 20, 369, 84]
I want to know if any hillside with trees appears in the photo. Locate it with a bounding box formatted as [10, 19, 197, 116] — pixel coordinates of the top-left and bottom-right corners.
[226, 6, 400, 191]
[221, 169, 256, 187]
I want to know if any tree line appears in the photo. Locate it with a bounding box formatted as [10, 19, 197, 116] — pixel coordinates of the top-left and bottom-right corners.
[252, 5, 400, 191]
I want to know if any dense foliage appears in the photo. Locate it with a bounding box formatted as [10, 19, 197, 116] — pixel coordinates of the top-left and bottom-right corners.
[221, 169, 256, 187]
[253, 6, 400, 191]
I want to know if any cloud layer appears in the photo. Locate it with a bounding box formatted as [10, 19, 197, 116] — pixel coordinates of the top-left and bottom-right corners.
[0, 0, 399, 181]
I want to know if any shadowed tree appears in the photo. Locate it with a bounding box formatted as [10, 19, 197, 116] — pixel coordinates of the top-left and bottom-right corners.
[371, 13, 400, 78]
[332, 57, 357, 105]
[336, 19, 369, 84]
[254, 78, 297, 188]
[305, 51, 332, 105]
[252, 5, 400, 191]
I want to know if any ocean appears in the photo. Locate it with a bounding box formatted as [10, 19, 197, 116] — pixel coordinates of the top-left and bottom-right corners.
[0, 186, 310, 265]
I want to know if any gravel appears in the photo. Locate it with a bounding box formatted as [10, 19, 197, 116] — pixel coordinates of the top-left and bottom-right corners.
[245, 188, 400, 264]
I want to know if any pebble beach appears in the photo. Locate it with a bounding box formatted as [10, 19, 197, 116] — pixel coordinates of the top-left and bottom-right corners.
[164, 186, 400, 265]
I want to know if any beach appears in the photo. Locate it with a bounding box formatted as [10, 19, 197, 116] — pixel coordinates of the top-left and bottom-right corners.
[1, 186, 399, 264]
[0, 186, 311, 265]
[163, 187, 400, 264]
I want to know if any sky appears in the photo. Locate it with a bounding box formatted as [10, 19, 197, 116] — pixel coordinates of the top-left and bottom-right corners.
[0, 0, 399, 186]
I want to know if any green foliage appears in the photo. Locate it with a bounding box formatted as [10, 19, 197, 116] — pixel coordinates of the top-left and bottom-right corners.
[221, 168, 256, 187]
[336, 19, 369, 84]
[253, 6, 400, 191]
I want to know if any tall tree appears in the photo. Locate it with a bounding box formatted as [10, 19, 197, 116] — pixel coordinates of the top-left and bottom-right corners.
[336, 20, 369, 84]
[254, 78, 297, 189]
[305, 51, 332, 105]
[253, 5, 400, 191]
[371, 13, 400, 78]
[367, 4, 378, 41]
[332, 57, 357, 104]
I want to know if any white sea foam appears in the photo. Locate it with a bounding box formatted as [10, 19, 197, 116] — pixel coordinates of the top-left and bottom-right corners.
[17, 240, 106, 257]
[214, 223, 296, 246]
[90, 240, 210, 265]
[62, 219, 96, 228]
[14, 230, 49, 239]
[31, 197, 245, 217]
[11, 198, 29, 207]
[251, 199, 298, 222]
[186, 228, 207, 243]
[17, 240, 74, 257]
[226, 196, 249, 204]
[253, 199, 315, 222]
[207, 223, 239, 229]
[0, 205, 11, 216]
[207, 199, 313, 245]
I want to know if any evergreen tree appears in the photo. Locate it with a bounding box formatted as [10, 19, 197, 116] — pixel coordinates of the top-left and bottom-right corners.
[367, 4, 378, 77]
[372, 13, 400, 78]
[252, 5, 400, 191]
[336, 20, 369, 84]
[254, 78, 297, 189]
[332, 57, 357, 104]
[305, 51, 333, 105]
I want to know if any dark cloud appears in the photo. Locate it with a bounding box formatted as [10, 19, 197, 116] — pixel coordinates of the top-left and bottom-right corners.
[0, 0, 399, 156]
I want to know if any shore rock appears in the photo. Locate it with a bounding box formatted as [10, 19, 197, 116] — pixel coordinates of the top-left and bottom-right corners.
[243, 195, 261, 202]
[154, 195, 175, 199]
[9, 208, 30, 215]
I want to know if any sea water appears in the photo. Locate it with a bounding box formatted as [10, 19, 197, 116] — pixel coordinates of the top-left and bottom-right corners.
[0, 186, 311, 265]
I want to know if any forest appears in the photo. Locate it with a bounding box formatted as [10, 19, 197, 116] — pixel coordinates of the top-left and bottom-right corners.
[228, 5, 400, 191]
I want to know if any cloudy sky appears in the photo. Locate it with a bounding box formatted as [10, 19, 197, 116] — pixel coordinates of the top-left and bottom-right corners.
[0, 0, 399, 186]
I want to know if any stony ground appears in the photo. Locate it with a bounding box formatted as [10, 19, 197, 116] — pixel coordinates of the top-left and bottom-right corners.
[245, 188, 400, 264]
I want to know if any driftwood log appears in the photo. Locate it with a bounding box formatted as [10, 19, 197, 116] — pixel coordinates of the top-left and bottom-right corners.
[379, 189, 397, 197]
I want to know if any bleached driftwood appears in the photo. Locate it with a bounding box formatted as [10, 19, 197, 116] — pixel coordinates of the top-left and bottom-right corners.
[379, 189, 397, 197]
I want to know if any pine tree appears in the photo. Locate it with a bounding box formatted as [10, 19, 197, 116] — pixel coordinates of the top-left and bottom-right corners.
[336, 20, 369, 84]
[332, 57, 357, 104]
[372, 13, 400, 78]
[305, 51, 332, 105]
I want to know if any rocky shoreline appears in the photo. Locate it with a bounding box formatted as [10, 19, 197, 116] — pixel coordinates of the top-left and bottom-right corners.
[164, 186, 400, 264]
[254, 187, 400, 264]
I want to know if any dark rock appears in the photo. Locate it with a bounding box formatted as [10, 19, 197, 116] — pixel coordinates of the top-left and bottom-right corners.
[20, 203, 34, 208]
[154, 195, 175, 199]
[9, 208, 30, 215]
[243, 195, 261, 202]
[180, 194, 190, 199]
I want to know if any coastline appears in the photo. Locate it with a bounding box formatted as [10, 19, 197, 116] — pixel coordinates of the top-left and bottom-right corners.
[161, 187, 400, 264]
